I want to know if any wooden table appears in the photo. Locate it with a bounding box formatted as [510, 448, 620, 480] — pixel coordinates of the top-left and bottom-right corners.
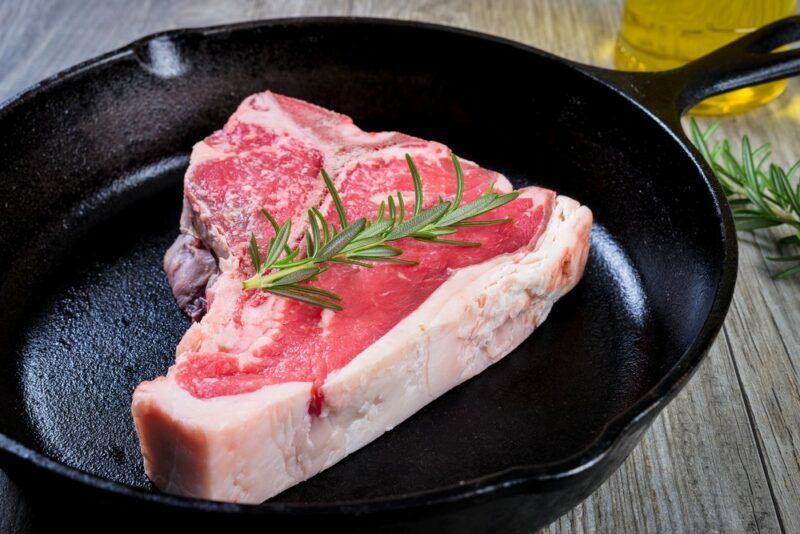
[2, 1, 798, 532]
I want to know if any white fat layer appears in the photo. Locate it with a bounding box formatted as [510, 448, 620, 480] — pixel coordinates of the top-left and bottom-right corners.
[133, 194, 592, 503]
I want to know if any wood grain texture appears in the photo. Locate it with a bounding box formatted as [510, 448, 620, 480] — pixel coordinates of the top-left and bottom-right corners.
[0, 1, 798, 532]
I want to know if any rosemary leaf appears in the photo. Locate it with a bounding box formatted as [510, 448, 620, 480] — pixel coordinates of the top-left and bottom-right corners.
[330, 258, 374, 268]
[356, 218, 394, 240]
[261, 208, 280, 232]
[397, 192, 406, 224]
[312, 207, 331, 244]
[690, 118, 800, 279]
[273, 247, 301, 266]
[341, 236, 389, 255]
[774, 264, 800, 279]
[264, 220, 291, 269]
[249, 234, 262, 274]
[266, 287, 343, 310]
[420, 227, 458, 236]
[347, 244, 403, 258]
[307, 209, 321, 256]
[348, 257, 418, 265]
[406, 154, 424, 216]
[437, 191, 517, 227]
[450, 152, 464, 212]
[451, 217, 513, 227]
[316, 218, 367, 261]
[735, 218, 783, 231]
[766, 254, 800, 262]
[279, 283, 342, 301]
[261, 208, 292, 254]
[388, 195, 397, 222]
[321, 168, 348, 228]
[387, 202, 451, 240]
[419, 237, 481, 247]
[270, 267, 323, 286]
[305, 231, 314, 257]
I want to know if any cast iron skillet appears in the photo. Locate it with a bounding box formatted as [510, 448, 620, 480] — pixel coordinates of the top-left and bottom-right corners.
[1, 16, 799, 532]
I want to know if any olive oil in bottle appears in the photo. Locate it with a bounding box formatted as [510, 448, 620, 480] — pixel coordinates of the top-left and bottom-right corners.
[615, 0, 797, 115]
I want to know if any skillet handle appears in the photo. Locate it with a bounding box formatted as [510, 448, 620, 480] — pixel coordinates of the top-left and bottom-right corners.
[577, 15, 800, 119]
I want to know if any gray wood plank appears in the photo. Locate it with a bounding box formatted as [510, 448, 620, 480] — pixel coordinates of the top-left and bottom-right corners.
[691, 107, 800, 534]
[723, 223, 800, 534]
[1, 1, 796, 532]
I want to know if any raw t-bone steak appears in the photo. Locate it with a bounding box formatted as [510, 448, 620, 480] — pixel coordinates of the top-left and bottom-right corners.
[132, 91, 592, 503]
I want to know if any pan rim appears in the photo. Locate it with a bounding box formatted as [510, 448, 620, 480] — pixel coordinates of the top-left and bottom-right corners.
[0, 16, 738, 515]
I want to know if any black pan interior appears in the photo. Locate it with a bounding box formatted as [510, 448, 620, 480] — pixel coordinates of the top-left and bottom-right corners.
[0, 21, 723, 503]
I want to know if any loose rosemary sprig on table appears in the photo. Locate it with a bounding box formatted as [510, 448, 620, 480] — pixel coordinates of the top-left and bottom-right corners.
[242, 153, 519, 309]
[690, 118, 800, 279]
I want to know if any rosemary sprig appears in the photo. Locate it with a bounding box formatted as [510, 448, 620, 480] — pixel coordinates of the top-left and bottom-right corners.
[242, 153, 520, 309]
[690, 118, 800, 278]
